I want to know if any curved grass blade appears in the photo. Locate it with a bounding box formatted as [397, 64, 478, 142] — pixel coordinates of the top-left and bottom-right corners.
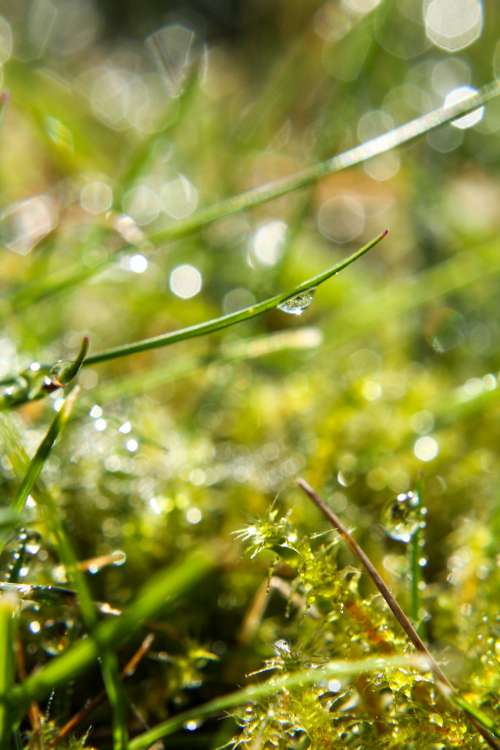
[84, 230, 387, 366]
[127, 654, 430, 750]
[0, 232, 385, 408]
[3, 79, 498, 315]
[0, 391, 127, 749]
[148, 79, 500, 245]
[8, 387, 79, 519]
[9, 549, 214, 711]
[0, 337, 88, 411]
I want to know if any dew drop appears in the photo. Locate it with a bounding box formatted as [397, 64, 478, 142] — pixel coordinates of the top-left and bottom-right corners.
[277, 288, 316, 316]
[382, 491, 423, 543]
[183, 719, 203, 731]
[273, 639, 291, 657]
[41, 616, 75, 655]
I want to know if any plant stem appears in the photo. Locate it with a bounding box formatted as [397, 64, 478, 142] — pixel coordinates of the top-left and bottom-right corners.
[50, 634, 155, 747]
[297, 478, 500, 749]
[148, 79, 500, 246]
[9, 550, 213, 711]
[0, 595, 16, 750]
[3, 80, 499, 316]
[126, 654, 429, 750]
[84, 230, 387, 366]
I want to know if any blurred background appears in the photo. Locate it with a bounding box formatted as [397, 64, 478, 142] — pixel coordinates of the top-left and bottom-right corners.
[0, 0, 499, 746]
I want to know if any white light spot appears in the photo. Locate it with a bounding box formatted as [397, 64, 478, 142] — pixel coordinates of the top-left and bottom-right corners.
[327, 679, 342, 692]
[444, 86, 484, 129]
[89, 405, 103, 418]
[29, 620, 41, 634]
[29, 362, 41, 372]
[414, 436, 439, 462]
[169, 264, 202, 299]
[251, 220, 287, 266]
[186, 506, 202, 525]
[80, 181, 113, 215]
[118, 421, 132, 434]
[424, 0, 483, 52]
[94, 418, 107, 432]
[125, 438, 139, 453]
[127, 253, 148, 274]
[149, 497, 163, 515]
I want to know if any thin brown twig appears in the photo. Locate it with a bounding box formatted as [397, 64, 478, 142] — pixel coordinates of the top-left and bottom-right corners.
[297, 477, 500, 750]
[50, 634, 155, 747]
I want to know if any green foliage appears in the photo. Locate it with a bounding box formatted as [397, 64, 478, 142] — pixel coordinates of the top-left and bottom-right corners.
[0, 1, 499, 748]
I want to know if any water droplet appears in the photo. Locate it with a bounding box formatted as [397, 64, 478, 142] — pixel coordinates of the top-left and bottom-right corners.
[273, 639, 291, 657]
[41, 616, 75, 655]
[277, 288, 316, 316]
[383, 491, 423, 542]
[183, 719, 202, 731]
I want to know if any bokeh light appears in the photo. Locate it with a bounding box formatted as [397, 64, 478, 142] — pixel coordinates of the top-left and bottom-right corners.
[424, 0, 483, 52]
[0, 195, 57, 255]
[444, 85, 484, 129]
[250, 220, 287, 266]
[169, 264, 203, 299]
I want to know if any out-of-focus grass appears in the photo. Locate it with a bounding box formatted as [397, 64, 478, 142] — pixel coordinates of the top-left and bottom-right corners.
[0, 1, 499, 747]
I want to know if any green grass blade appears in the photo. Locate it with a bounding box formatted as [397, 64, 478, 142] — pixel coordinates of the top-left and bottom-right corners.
[127, 654, 430, 750]
[148, 79, 500, 245]
[0, 595, 17, 750]
[0, 392, 128, 747]
[9, 388, 79, 517]
[3, 80, 498, 316]
[87, 328, 321, 405]
[452, 695, 500, 739]
[9, 549, 214, 710]
[84, 230, 387, 366]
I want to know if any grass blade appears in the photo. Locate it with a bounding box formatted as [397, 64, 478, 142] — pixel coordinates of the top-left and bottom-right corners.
[9, 388, 79, 516]
[297, 478, 500, 748]
[3, 80, 498, 315]
[148, 79, 500, 245]
[9, 549, 214, 710]
[2, 390, 127, 748]
[127, 654, 430, 750]
[0, 595, 17, 750]
[84, 230, 387, 366]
